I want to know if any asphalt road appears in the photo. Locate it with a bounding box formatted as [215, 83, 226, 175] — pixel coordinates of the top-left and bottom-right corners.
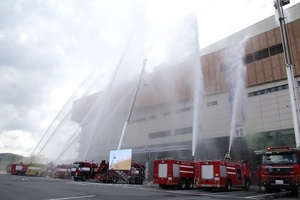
[0, 174, 299, 200]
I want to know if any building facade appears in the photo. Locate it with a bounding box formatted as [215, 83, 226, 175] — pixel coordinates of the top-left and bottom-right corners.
[71, 3, 300, 176]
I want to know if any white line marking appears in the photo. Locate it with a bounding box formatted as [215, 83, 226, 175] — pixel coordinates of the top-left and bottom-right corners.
[166, 190, 245, 199]
[245, 191, 291, 199]
[45, 195, 95, 200]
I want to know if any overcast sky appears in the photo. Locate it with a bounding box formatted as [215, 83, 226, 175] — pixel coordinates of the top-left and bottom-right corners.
[0, 0, 299, 157]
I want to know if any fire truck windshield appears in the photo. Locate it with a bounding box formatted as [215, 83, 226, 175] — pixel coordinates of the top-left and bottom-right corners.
[72, 163, 80, 168]
[262, 153, 297, 165]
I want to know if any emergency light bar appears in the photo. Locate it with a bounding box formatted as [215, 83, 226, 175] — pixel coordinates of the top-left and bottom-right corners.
[266, 146, 292, 151]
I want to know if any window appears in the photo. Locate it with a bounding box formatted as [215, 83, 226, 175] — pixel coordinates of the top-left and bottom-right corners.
[163, 112, 171, 117]
[244, 43, 283, 64]
[270, 44, 283, 56]
[149, 115, 156, 120]
[248, 84, 289, 97]
[254, 48, 269, 61]
[129, 117, 146, 124]
[248, 92, 255, 97]
[207, 101, 218, 107]
[244, 54, 254, 64]
[175, 107, 191, 113]
[261, 49, 270, 59]
[149, 130, 171, 139]
[175, 127, 193, 135]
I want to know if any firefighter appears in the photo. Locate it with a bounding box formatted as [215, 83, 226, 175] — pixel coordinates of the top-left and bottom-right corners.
[224, 152, 231, 160]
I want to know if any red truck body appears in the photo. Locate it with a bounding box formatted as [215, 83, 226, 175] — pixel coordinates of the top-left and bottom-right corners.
[152, 159, 195, 189]
[6, 163, 28, 175]
[194, 160, 252, 191]
[95, 160, 145, 184]
[257, 146, 300, 192]
[54, 164, 71, 179]
[71, 161, 99, 181]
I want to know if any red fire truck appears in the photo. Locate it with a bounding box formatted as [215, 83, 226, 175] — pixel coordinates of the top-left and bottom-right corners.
[256, 146, 300, 192]
[194, 160, 252, 191]
[152, 159, 195, 189]
[71, 161, 99, 181]
[6, 163, 28, 175]
[95, 160, 145, 184]
[54, 164, 71, 179]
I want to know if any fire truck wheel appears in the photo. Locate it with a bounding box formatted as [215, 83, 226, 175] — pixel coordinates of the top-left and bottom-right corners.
[186, 179, 194, 190]
[225, 179, 232, 191]
[81, 174, 87, 181]
[265, 187, 273, 193]
[244, 179, 250, 191]
[179, 178, 186, 190]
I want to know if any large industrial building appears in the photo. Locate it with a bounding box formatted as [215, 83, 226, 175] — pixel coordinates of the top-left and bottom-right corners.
[71, 3, 300, 177]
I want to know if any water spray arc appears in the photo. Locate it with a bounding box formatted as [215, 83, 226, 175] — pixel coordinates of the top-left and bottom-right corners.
[81, 22, 142, 160]
[192, 52, 203, 159]
[79, 88, 133, 159]
[224, 42, 247, 158]
[35, 110, 73, 156]
[31, 70, 105, 160]
[54, 130, 80, 164]
[117, 59, 147, 150]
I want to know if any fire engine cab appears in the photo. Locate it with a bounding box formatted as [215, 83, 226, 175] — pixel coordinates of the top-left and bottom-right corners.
[153, 159, 195, 189]
[194, 160, 252, 191]
[257, 146, 300, 192]
[6, 163, 28, 175]
[71, 161, 98, 181]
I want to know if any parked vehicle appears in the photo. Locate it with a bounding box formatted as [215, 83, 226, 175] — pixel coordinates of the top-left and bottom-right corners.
[256, 146, 300, 192]
[95, 160, 145, 184]
[153, 157, 252, 191]
[152, 158, 195, 189]
[54, 164, 71, 179]
[25, 163, 47, 177]
[194, 160, 252, 191]
[6, 162, 28, 175]
[71, 161, 99, 181]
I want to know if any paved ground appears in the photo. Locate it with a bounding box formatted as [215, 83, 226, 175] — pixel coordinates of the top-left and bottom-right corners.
[0, 173, 299, 200]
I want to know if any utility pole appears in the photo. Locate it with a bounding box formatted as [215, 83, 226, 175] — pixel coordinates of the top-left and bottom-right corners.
[274, 0, 300, 148]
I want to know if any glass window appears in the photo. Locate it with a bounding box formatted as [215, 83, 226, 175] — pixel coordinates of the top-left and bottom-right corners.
[72, 163, 80, 168]
[149, 130, 171, 139]
[261, 49, 269, 59]
[270, 44, 283, 56]
[149, 115, 156, 119]
[254, 51, 262, 60]
[262, 153, 297, 164]
[244, 54, 254, 64]
[254, 48, 269, 61]
[175, 127, 193, 135]
[163, 112, 171, 117]
[176, 107, 191, 113]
